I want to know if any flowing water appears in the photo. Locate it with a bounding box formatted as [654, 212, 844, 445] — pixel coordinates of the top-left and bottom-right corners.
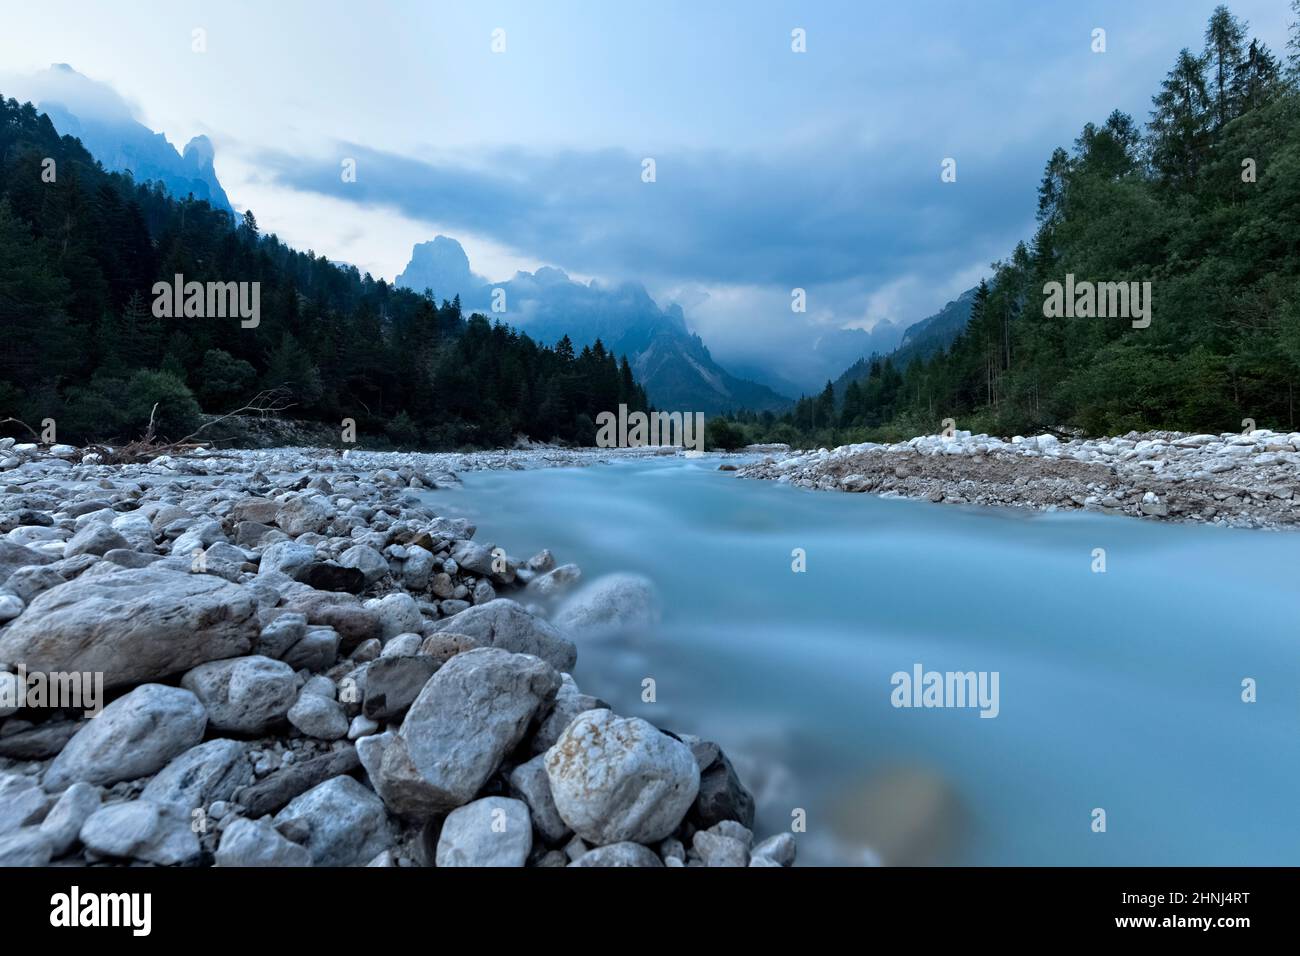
[427, 455, 1300, 865]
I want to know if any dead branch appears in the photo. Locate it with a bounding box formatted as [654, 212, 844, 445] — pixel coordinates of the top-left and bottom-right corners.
[81, 388, 298, 465]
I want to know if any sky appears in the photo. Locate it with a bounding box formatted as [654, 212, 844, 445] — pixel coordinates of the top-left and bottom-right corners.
[1, 0, 1294, 380]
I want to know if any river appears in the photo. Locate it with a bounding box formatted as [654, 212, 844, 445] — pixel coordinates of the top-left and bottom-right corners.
[427, 454, 1300, 865]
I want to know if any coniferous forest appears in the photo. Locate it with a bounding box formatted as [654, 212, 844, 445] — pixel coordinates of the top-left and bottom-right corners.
[721, 4, 1300, 448]
[0, 97, 649, 447]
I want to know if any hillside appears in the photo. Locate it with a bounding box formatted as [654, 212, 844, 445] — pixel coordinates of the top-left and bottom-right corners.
[0, 95, 649, 448]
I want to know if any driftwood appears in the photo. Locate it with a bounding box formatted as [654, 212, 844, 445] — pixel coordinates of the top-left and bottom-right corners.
[4, 388, 297, 466]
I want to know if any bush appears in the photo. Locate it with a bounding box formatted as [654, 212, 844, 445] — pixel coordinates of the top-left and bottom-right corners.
[706, 417, 746, 451]
[123, 370, 203, 441]
[196, 349, 256, 411]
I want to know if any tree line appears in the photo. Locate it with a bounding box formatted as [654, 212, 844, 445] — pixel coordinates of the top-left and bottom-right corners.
[721, 3, 1300, 449]
[0, 96, 648, 448]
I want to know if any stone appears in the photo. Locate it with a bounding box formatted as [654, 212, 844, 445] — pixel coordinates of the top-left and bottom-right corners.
[255, 612, 308, 659]
[0, 773, 50, 835]
[236, 747, 361, 818]
[569, 842, 664, 867]
[693, 828, 749, 867]
[294, 562, 366, 593]
[79, 800, 201, 865]
[375, 648, 559, 816]
[273, 776, 392, 867]
[0, 720, 81, 759]
[339, 545, 388, 586]
[428, 599, 576, 672]
[37, 781, 101, 857]
[275, 494, 334, 536]
[362, 655, 438, 722]
[215, 816, 313, 867]
[525, 563, 582, 597]
[0, 568, 257, 691]
[281, 592, 380, 650]
[0, 541, 53, 588]
[0, 592, 25, 624]
[43, 684, 208, 792]
[418, 631, 481, 666]
[553, 573, 659, 635]
[0, 828, 53, 866]
[287, 692, 349, 740]
[140, 739, 251, 813]
[545, 709, 700, 846]
[450, 540, 514, 584]
[435, 796, 532, 867]
[508, 754, 570, 844]
[401, 545, 434, 590]
[63, 522, 130, 558]
[181, 655, 297, 735]
[380, 633, 423, 657]
[281, 626, 340, 672]
[691, 747, 756, 830]
[348, 715, 380, 739]
[368, 592, 422, 639]
[258, 540, 317, 578]
[751, 832, 797, 866]
[530, 673, 606, 755]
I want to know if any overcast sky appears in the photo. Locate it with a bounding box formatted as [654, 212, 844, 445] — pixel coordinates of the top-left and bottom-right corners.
[1, 0, 1293, 375]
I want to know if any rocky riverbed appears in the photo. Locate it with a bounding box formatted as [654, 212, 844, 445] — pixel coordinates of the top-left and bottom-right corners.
[737, 429, 1300, 529]
[0, 438, 790, 868]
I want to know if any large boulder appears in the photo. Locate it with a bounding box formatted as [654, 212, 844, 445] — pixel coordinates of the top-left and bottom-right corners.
[552, 573, 659, 635]
[435, 796, 532, 867]
[375, 648, 560, 816]
[428, 599, 576, 672]
[545, 709, 699, 846]
[273, 776, 392, 867]
[0, 568, 257, 691]
[180, 656, 297, 735]
[43, 684, 208, 792]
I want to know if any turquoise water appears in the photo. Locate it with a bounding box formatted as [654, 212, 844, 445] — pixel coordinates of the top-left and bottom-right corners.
[428, 456, 1300, 865]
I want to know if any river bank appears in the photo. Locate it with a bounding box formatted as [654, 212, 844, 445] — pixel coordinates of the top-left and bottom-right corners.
[0, 439, 789, 868]
[736, 429, 1300, 529]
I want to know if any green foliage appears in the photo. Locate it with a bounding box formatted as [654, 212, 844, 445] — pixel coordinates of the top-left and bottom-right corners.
[705, 417, 746, 451]
[735, 4, 1300, 445]
[0, 94, 651, 447]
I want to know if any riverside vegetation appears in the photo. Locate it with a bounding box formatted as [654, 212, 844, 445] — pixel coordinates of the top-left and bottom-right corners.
[718, 5, 1300, 450]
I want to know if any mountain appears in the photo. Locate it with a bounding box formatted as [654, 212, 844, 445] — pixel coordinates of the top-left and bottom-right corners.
[17, 64, 233, 214]
[832, 287, 977, 397]
[395, 235, 486, 301]
[395, 237, 791, 413]
[894, 287, 978, 359]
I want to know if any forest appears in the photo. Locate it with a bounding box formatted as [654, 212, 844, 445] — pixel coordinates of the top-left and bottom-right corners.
[0, 96, 648, 448]
[716, 4, 1300, 450]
